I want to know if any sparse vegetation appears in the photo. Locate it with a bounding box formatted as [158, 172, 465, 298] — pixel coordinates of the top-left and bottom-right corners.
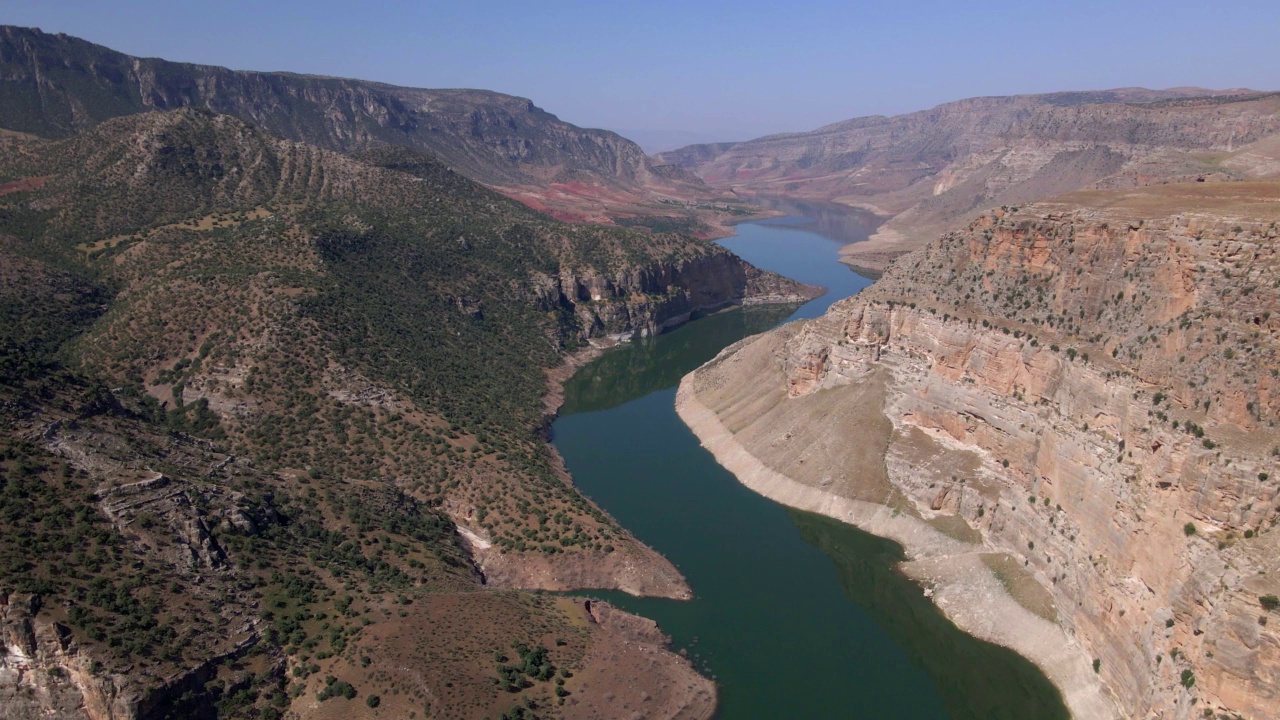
[0, 101, 730, 718]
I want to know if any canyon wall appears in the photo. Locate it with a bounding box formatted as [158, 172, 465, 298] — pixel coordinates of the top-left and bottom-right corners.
[679, 181, 1280, 719]
[532, 251, 823, 343]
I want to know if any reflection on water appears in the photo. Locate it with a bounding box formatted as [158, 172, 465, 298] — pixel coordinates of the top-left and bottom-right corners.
[789, 510, 1070, 720]
[552, 212, 1068, 719]
[750, 196, 883, 247]
[560, 304, 798, 415]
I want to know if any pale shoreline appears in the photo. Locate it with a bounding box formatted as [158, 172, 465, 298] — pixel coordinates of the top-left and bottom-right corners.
[674, 376, 1120, 720]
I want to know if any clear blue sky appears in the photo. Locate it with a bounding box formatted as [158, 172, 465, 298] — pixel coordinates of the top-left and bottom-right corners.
[5, 1, 1279, 143]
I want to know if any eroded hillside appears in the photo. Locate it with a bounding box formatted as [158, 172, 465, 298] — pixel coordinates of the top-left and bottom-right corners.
[0, 108, 816, 719]
[0, 25, 742, 230]
[679, 181, 1280, 719]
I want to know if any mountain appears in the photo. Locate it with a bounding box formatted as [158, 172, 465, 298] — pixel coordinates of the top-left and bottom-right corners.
[657, 88, 1280, 272]
[0, 25, 738, 228]
[677, 179, 1280, 719]
[0, 108, 816, 719]
[605, 128, 747, 155]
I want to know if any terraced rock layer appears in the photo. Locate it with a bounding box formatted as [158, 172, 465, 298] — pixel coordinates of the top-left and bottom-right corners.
[679, 181, 1280, 719]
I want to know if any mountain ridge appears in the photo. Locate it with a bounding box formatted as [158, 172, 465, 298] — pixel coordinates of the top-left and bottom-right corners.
[0, 24, 740, 229]
[656, 87, 1280, 272]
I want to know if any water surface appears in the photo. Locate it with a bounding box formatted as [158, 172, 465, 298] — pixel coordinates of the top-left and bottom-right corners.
[553, 208, 1067, 719]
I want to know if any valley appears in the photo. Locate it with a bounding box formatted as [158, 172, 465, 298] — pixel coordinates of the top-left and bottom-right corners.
[553, 211, 1069, 719]
[659, 89, 1280, 274]
[0, 101, 809, 719]
[1, 17, 1279, 720]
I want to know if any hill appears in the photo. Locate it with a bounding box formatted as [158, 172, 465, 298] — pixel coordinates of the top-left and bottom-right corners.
[0, 108, 815, 719]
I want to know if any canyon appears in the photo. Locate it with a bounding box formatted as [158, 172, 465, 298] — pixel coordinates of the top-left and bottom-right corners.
[678, 180, 1280, 719]
[3, 20, 1280, 720]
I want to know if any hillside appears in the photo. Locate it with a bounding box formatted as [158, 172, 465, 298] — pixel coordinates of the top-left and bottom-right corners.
[0, 25, 739, 229]
[658, 89, 1280, 272]
[678, 180, 1280, 719]
[0, 108, 816, 719]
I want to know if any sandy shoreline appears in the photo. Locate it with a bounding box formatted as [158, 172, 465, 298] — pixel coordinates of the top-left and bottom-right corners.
[674, 376, 1120, 720]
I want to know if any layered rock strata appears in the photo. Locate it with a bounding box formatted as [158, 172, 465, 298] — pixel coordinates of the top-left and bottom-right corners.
[533, 252, 823, 343]
[678, 181, 1280, 719]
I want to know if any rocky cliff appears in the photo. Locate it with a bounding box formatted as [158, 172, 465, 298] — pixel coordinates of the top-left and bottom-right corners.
[678, 180, 1280, 719]
[0, 26, 630, 186]
[659, 89, 1280, 273]
[532, 251, 823, 343]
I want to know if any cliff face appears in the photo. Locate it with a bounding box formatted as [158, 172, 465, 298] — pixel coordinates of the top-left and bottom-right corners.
[532, 251, 823, 343]
[679, 181, 1280, 719]
[659, 90, 1280, 272]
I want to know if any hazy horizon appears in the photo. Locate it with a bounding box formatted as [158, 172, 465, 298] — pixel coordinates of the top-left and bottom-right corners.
[5, 0, 1279, 144]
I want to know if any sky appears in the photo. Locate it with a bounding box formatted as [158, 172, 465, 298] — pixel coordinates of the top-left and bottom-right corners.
[5, 1, 1280, 147]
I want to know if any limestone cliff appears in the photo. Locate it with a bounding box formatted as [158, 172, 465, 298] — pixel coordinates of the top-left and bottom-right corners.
[678, 181, 1280, 719]
[532, 251, 823, 343]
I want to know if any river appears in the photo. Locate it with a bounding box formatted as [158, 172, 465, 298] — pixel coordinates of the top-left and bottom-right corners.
[552, 200, 1068, 719]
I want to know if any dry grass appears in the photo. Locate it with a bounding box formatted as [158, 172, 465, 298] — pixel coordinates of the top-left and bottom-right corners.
[1043, 179, 1280, 221]
[981, 553, 1058, 622]
[927, 514, 983, 543]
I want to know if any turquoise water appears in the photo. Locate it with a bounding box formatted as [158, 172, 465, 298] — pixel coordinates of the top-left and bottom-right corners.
[552, 208, 1067, 719]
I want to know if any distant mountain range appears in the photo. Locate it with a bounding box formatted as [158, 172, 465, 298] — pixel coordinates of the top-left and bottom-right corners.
[657, 87, 1280, 271]
[605, 128, 750, 154]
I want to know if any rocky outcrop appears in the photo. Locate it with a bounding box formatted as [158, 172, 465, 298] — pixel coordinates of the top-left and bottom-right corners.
[1, 590, 261, 720]
[531, 250, 822, 343]
[1, 593, 137, 720]
[0, 410, 273, 720]
[678, 180, 1280, 719]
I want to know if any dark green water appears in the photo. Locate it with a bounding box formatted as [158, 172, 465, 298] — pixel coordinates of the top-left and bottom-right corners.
[552, 210, 1068, 719]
